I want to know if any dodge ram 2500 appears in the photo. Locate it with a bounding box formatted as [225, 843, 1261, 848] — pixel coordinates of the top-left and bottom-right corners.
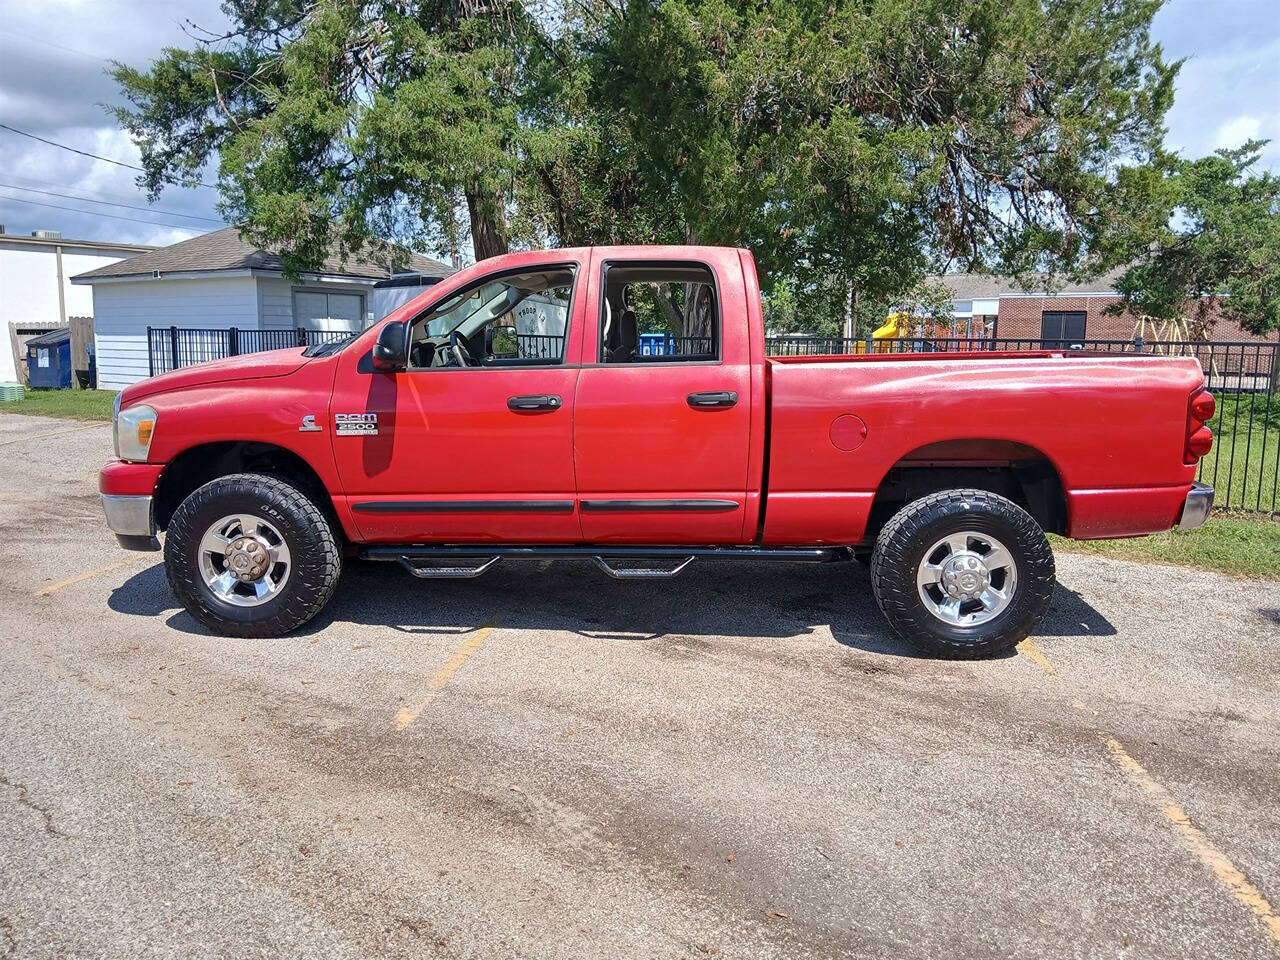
[99, 245, 1215, 657]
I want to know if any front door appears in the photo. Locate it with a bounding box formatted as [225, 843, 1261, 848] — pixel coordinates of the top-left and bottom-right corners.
[329, 259, 586, 543]
[573, 252, 753, 543]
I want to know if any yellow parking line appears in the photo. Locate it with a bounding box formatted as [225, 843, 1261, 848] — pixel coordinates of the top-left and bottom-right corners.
[393, 622, 497, 731]
[34, 558, 139, 597]
[1019, 628, 1276, 945]
[1105, 736, 1280, 944]
[1016, 638, 1058, 677]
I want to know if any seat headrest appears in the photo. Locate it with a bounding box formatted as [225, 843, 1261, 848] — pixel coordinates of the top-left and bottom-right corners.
[610, 308, 638, 362]
[618, 308, 638, 349]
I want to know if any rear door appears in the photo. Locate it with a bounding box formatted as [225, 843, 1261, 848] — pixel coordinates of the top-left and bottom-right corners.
[572, 249, 753, 543]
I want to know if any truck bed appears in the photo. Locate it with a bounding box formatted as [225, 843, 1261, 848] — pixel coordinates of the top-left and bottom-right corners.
[761, 351, 1205, 544]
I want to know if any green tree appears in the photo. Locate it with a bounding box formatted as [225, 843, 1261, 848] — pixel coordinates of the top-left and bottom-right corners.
[1102, 144, 1280, 337]
[112, 0, 557, 268]
[112, 0, 1179, 313]
[582, 0, 1176, 326]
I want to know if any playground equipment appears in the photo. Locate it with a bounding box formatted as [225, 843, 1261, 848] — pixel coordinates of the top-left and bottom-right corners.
[868, 311, 994, 351]
[871, 311, 909, 346]
[1133, 314, 1219, 377]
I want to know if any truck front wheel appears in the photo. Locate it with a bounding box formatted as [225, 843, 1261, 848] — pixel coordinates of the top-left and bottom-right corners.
[164, 473, 341, 638]
[870, 489, 1054, 659]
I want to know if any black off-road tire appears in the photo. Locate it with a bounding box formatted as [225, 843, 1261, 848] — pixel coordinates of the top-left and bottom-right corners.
[869, 489, 1054, 659]
[164, 473, 341, 638]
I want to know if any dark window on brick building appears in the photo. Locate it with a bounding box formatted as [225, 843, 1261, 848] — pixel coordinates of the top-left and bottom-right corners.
[1040, 311, 1087, 347]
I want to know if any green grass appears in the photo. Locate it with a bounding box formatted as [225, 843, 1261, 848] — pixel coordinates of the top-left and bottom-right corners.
[1052, 513, 1280, 580]
[1, 388, 117, 421]
[1196, 391, 1280, 514]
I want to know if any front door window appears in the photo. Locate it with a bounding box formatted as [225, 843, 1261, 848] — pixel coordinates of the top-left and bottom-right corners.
[407, 269, 574, 368]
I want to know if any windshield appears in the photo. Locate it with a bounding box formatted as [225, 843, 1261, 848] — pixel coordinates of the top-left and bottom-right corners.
[425, 281, 523, 339]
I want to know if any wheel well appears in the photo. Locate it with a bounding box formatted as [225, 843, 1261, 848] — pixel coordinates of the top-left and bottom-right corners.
[866, 440, 1067, 543]
[153, 442, 339, 534]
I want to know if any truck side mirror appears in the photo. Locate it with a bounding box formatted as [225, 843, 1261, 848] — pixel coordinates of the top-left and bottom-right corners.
[372, 321, 407, 371]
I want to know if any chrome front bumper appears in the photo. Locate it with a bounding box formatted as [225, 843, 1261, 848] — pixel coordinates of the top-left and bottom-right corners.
[101, 494, 160, 551]
[1177, 482, 1214, 531]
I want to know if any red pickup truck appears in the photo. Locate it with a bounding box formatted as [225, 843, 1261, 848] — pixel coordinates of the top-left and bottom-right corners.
[100, 245, 1215, 657]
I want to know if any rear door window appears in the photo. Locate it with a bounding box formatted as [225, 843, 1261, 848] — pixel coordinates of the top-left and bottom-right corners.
[598, 264, 719, 363]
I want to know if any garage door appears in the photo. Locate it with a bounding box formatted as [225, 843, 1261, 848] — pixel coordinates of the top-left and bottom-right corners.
[294, 291, 364, 333]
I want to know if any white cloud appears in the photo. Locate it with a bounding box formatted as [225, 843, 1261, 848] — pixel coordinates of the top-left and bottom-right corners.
[1154, 0, 1280, 171]
[0, 0, 228, 245]
[1214, 115, 1263, 150]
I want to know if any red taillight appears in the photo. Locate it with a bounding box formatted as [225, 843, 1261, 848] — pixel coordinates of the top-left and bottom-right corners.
[1184, 388, 1216, 464]
[1187, 426, 1213, 458]
[1191, 391, 1216, 422]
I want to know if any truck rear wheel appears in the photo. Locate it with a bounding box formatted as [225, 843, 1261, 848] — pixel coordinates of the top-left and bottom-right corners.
[869, 489, 1054, 659]
[164, 473, 341, 638]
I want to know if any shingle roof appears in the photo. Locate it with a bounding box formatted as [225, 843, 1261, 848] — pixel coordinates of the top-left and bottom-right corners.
[72, 226, 453, 282]
[928, 267, 1127, 300]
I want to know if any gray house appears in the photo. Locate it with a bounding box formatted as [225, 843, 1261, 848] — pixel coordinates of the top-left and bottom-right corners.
[72, 227, 452, 390]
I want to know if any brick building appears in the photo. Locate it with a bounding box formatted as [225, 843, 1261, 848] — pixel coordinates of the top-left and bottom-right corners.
[931, 268, 1278, 345]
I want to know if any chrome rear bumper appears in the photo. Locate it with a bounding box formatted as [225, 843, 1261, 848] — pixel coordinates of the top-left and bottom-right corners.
[101, 494, 160, 551]
[1177, 483, 1214, 531]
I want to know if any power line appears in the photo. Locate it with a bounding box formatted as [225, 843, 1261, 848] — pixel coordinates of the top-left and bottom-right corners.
[0, 122, 217, 190]
[0, 181, 226, 224]
[0, 192, 209, 230]
[0, 29, 108, 63]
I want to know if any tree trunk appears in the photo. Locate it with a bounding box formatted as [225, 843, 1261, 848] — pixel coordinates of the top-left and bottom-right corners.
[465, 185, 509, 262]
[682, 223, 700, 339]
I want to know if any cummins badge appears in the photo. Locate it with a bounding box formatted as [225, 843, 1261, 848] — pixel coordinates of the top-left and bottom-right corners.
[335, 413, 378, 436]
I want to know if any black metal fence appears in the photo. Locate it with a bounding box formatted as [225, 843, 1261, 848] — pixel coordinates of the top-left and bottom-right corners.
[147, 326, 351, 376]
[146, 325, 1279, 514]
[763, 336, 1280, 391]
[512, 334, 565, 360]
[637, 333, 716, 357]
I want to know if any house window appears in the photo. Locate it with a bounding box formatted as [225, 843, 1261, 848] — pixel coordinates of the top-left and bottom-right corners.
[1040, 310, 1086, 347]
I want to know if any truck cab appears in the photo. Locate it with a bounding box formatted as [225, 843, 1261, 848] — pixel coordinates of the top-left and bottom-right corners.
[330, 246, 761, 546]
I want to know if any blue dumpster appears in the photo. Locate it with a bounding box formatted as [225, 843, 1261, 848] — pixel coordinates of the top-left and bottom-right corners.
[26, 328, 72, 389]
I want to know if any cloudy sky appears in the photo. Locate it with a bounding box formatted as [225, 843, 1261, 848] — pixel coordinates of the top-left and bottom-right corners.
[1, 0, 1277, 248]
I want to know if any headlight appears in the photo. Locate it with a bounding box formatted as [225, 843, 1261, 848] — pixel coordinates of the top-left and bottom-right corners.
[111, 392, 121, 458]
[115, 404, 157, 462]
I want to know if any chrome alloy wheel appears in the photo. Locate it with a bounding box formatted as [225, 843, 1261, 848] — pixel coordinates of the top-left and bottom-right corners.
[197, 514, 292, 607]
[915, 531, 1017, 627]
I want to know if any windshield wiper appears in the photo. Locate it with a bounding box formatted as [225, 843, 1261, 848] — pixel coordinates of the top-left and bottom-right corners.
[303, 333, 358, 358]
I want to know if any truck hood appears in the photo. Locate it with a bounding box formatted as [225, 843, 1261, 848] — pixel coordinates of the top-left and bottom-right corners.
[120, 348, 313, 405]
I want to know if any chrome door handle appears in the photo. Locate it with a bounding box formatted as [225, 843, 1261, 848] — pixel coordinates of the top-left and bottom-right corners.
[507, 394, 562, 412]
[687, 391, 738, 408]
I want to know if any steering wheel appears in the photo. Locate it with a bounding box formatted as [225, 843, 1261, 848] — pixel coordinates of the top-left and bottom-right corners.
[449, 331, 476, 367]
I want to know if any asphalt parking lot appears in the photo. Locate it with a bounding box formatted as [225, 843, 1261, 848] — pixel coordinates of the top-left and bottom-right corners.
[1, 412, 1277, 959]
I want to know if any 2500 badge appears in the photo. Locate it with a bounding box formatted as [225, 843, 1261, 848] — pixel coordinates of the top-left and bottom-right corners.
[334, 413, 378, 436]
